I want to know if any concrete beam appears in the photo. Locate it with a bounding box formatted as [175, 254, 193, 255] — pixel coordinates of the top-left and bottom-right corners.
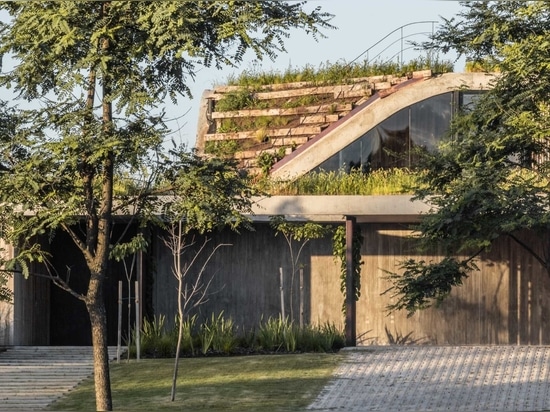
[249, 195, 431, 223]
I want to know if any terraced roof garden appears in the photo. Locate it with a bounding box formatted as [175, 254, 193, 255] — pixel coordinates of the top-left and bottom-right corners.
[197, 57, 454, 176]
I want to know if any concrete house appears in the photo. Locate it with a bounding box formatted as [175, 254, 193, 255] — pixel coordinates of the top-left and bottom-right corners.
[5, 70, 550, 346]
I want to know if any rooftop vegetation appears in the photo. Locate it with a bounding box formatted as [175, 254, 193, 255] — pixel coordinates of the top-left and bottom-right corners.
[257, 168, 422, 196]
[223, 56, 454, 88]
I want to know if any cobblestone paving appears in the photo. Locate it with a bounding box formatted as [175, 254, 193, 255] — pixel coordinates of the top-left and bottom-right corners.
[308, 346, 550, 412]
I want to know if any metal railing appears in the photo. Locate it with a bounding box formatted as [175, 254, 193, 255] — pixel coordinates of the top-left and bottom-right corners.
[348, 20, 438, 67]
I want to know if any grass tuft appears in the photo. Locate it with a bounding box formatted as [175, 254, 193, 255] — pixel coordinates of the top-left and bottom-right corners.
[259, 168, 423, 195]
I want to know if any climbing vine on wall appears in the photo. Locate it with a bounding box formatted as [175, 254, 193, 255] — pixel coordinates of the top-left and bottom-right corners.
[332, 224, 364, 313]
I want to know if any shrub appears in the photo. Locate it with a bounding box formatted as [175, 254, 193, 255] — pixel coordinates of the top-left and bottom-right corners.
[200, 312, 239, 355]
[139, 315, 177, 358]
[129, 313, 344, 358]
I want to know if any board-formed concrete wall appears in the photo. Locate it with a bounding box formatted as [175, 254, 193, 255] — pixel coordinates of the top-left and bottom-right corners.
[151, 222, 550, 345]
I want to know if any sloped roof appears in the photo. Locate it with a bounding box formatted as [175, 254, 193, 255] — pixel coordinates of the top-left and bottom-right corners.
[195, 71, 496, 177]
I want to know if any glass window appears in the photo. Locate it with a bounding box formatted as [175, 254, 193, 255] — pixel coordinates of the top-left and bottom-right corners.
[315, 91, 471, 173]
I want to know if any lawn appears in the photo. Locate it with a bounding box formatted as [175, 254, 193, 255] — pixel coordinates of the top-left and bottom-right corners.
[49, 353, 343, 411]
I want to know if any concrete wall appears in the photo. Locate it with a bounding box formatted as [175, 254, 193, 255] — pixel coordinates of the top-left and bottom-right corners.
[7, 212, 548, 346]
[151, 222, 550, 345]
[152, 224, 334, 329]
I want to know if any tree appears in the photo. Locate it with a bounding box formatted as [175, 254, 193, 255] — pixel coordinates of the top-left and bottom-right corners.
[270, 216, 332, 325]
[163, 229, 227, 402]
[0, 2, 333, 410]
[386, 1, 550, 314]
[159, 152, 253, 402]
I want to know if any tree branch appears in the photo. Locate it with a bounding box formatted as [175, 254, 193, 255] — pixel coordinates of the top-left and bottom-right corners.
[507, 232, 549, 271]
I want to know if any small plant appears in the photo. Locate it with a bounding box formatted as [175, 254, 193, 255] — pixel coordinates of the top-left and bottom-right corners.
[282, 94, 322, 109]
[178, 314, 198, 355]
[138, 315, 176, 358]
[320, 322, 346, 351]
[257, 315, 302, 352]
[384, 326, 424, 345]
[254, 127, 269, 143]
[298, 323, 344, 352]
[204, 140, 239, 158]
[200, 312, 239, 355]
[257, 152, 277, 176]
[215, 89, 259, 112]
[216, 119, 240, 133]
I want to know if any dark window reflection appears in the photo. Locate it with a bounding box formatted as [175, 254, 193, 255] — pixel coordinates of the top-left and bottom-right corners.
[316, 91, 476, 173]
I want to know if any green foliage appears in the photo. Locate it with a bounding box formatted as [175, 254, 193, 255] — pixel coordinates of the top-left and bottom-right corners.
[225, 56, 454, 88]
[257, 315, 295, 352]
[298, 322, 345, 352]
[270, 215, 332, 243]
[137, 315, 177, 358]
[383, 258, 478, 315]
[215, 89, 262, 112]
[263, 168, 420, 195]
[216, 116, 289, 134]
[281, 94, 323, 109]
[256, 316, 345, 353]
[332, 225, 363, 314]
[0, 271, 12, 303]
[110, 233, 148, 262]
[0, 0, 334, 279]
[384, 2, 550, 315]
[160, 149, 260, 234]
[130, 313, 344, 357]
[199, 312, 239, 355]
[0, 1, 334, 408]
[419, 1, 537, 66]
[204, 139, 240, 158]
[257, 151, 288, 176]
[179, 314, 198, 355]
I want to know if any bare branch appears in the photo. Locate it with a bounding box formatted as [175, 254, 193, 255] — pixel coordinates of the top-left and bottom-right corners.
[508, 232, 548, 270]
[41, 256, 85, 302]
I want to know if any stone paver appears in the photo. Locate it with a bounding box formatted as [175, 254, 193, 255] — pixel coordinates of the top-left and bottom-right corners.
[308, 346, 550, 412]
[0, 346, 119, 411]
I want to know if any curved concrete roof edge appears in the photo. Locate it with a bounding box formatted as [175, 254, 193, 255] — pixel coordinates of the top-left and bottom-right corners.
[270, 72, 497, 180]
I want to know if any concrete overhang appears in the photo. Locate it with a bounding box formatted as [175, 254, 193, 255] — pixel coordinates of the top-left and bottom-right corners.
[249, 195, 431, 223]
[271, 72, 497, 179]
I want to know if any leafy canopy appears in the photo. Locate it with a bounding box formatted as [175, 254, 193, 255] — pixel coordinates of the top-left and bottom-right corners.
[386, 1, 550, 314]
[0, 2, 334, 409]
[0, 0, 334, 276]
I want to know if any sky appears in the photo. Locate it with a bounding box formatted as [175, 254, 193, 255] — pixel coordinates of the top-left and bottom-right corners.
[168, 0, 466, 149]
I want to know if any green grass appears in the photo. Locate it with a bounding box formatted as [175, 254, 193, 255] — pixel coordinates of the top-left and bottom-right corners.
[49, 353, 343, 411]
[259, 168, 423, 196]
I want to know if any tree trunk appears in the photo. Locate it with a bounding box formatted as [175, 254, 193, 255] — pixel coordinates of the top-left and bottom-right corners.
[87, 273, 113, 411]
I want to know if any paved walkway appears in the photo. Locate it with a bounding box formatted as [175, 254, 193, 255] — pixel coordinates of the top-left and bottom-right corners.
[308, 346, 550, 412]
[0, 346, 119, 411]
